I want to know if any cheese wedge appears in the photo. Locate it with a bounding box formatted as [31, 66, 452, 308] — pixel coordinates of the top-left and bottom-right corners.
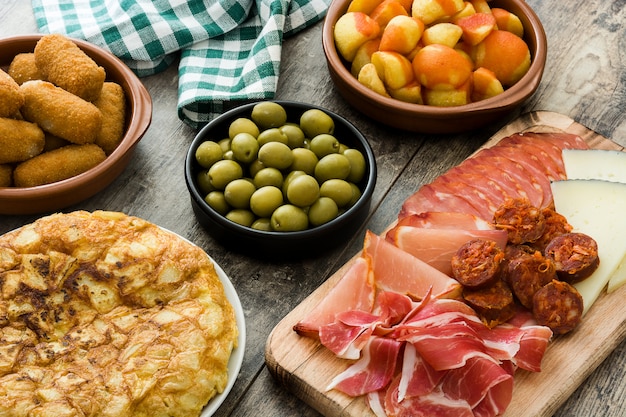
[551, 179, 626, 314]
[562, 149, 626, 183]
[561, 148, 626, 292]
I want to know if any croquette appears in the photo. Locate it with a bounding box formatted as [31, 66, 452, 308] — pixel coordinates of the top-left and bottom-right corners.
[0, 165, 12, 187]
[0, 68, 24, 118]
[93, 82, 127, 155]
[34, 33, 106, 102]
[0, 117, 45, 164]
[13, 143, 106, 187]
[7, 53, 43, 85]
[43, 132, 71, 152]
[20, 80, 102, 145]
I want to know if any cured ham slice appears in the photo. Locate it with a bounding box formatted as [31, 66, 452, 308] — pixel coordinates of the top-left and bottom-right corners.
[326, 337, 402, 397]
[363, 231, 462, 300]
[385, 379, 475, 417]
[293, 256, 375, 338]
[387, 226, 508, 276]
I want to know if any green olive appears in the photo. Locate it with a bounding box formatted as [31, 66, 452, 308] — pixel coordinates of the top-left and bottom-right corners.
[280, 123, 306, 149]
[224, 178, 256, 209]
[218, 137, 232, 153]
[226, 209, 256, 227]
[195, 141, 223, 169]
[231, 132, 260, 164]
[271, 204, 309, 232]
[248, 159, 265, 178]
[258, 141, 293, 170]
[320, 179, 353, 208]
[251, 218, 272, 231]
[286, 174, 320, 207]
[257, 127, 289, 146]
[282, 170, 307, 198]
[204, 191, 230, 215]
[253, 167, 283, 188]
[250, 185, 284, 217]
[308, 196, 339, 226]
[196, 170, 215, 194]
[314, 153, 351, 183]
[309, 134, 340, 158]
[299, 108, 335, 138]
[229, 117, 260, 139]
[208, 159, 244, 189]
[251, 101, 287, 130]
[289, 148, 318, 175]
[348, 182, 362, 207]
[343, 148, 366, 183]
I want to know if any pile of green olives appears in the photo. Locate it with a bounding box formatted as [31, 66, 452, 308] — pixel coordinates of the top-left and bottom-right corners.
[194, 102, 368, 232]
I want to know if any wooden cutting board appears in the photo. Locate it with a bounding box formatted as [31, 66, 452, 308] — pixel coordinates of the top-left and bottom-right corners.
[265, 111, 626, 417]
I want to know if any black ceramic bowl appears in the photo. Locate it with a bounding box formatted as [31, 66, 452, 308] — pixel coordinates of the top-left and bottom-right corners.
[184, 100, 377, 259]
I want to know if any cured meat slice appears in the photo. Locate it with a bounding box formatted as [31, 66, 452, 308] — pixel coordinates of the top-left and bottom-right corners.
[441, 356, 513, 409]
[453, 157, 542, 208]
[396, 211, 495, 230]
[385, 378, 475, 417]
[473, 146, 554, 207]
[433, 173, 511, 212]
[399, 183, 485, 219]
[325, 337, 402, 397]
[468, 153, 547, 208]
[426, 178, 498, 220]
[293, 256, 375, 338]
[500, 143, 564, 181]
[386, 226, 508, 276]
[497, 133, 567, 179]
[397, 343, 446, 399]
[523, 131, 589, 151]
[363, 231, 462, 300]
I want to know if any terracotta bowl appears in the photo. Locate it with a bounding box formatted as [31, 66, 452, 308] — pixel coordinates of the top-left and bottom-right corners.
[0, 35, 152, 215]
[184, 100, 377, 259]
[322, 0, 547, 134]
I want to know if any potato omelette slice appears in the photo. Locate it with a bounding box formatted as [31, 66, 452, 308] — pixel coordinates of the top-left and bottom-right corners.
[0, 210, 238, 417]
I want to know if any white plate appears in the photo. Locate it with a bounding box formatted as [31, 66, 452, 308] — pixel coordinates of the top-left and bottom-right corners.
[201, 255, 246, 416]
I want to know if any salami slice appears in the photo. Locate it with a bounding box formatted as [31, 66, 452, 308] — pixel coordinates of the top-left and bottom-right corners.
[399, 183, 485, 219]
[474, 146, 553, 206]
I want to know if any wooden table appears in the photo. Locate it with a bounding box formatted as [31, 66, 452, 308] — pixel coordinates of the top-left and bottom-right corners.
[1, 1, 625, 416]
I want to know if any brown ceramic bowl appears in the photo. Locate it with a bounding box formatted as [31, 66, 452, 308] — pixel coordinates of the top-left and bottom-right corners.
[0, 34, 152, 215]
[322, 0, 547, 134]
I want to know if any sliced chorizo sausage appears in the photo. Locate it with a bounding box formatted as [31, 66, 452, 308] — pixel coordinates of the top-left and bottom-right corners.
[493, 198, 546, 245]
[544, 232, 599, 283]
[463, 278, 516, 328]
[532, 279, 584, 335]
[505, 249, 556, 309]
[451, 239, 505, 288]
[532, 207, 573, 252]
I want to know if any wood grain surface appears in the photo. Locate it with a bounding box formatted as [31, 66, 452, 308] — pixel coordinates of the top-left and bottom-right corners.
[265, 111, 626, 417]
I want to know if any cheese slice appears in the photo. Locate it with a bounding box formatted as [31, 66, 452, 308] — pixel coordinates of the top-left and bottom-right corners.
[562, 149, 626, 183]
[551, 179, 626, 314]
[561, 148, 626, 292]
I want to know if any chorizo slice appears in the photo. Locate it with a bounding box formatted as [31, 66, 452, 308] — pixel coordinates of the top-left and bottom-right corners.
[451, 239, 505, 288]
[463, 278, 516, 328]
[544, 232, 599, 283]
[493, 198, 546, 245]
[532, 207, 573, 252]
[506, 249, 556, 309]
[532, 279, 584, 335]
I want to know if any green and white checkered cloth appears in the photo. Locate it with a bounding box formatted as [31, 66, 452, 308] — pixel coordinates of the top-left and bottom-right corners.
[32, 0, 330, 128]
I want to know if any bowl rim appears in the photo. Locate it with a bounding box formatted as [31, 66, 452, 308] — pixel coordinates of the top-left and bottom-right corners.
[322, 0, 548, 119]
[184, 100, 377, 241]
[0, 34, 152, 203]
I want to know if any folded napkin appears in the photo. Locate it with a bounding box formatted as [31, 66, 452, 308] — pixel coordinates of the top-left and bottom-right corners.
[32, 0, 331, 128]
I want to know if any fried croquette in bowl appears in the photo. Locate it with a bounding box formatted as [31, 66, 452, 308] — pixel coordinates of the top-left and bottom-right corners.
[0, 34, 152, 215]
